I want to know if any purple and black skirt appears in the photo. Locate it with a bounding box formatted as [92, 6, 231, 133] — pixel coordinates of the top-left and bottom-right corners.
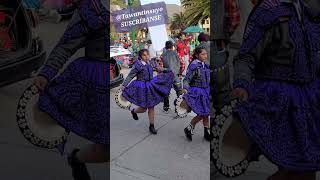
[183, 86, 210, 116]
[38, 57, 109, 145]
[122, 72, 174, 108]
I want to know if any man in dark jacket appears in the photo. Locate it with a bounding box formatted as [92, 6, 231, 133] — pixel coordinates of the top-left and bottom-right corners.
[162, 41, 182, 112]
[197, 32, 210, 62]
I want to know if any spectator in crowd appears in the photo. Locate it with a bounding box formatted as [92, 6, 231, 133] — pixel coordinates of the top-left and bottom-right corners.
[197, 32, 210, 59]
[176, 32, 190, 75]
[161, 41, 182, 113]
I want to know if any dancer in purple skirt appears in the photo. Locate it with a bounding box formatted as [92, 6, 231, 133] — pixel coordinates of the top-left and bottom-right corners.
[34, 0, 108, 179]
[121, 49, 174, 134]
[183, 46, 211, 141]
[232, 0, 320, 179]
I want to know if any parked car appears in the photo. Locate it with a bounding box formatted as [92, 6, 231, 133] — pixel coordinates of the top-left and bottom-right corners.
[110, 56, 124, 89]
[0, 0, 46, 87]
[110, 46, 132, 56]
[109, 47, 127, 88]
[110, 46, 132, 68]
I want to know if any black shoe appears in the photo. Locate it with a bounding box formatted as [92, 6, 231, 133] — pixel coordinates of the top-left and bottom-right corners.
[68, 149, 91, 180]
[174, 99, 178, 113]
[131, 110, 139, 120]
[173, 99, 177, 106]
[163, 106, 170, 113]
[184, 125, 193, 141]
[204, 127, 212, 141]
[149, 124, 157, 134]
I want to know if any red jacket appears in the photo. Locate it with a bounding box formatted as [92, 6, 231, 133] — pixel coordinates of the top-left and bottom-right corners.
[176, 39, 189, 58]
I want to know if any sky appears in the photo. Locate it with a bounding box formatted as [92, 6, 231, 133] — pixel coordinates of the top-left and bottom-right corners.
[143, 0, 181, 5]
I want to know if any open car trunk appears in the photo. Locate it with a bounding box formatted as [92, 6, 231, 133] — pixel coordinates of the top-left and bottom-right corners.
[110, 57, 121, 79]
[0, 0, 32, 65]
[110, 57, 124, 88]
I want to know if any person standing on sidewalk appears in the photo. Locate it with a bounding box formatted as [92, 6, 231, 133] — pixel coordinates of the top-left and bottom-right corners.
[197, 32, 210, 59]
[176, 32, 190, 76]
[183, 46, 211, 141]
[161, 41, 182, 113]
[34, 0, 109, 180]
[121, 49, 174, 135]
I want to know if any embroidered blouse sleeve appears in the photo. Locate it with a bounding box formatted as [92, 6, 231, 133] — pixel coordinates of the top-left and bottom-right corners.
[233, 15, 273, 91]
[38, 11, 88, 81]
[122, 63, 142, 87]
[183, 65, 196, 89]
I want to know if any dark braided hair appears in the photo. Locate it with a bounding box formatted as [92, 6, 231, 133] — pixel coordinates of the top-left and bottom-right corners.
[178, 32, 186, 39]
[192, 46, 207, 61]
[138, 49, 149, 59]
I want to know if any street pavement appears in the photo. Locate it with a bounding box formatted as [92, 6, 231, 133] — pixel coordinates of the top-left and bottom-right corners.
[0, 20, 107, 179]
[110, 69, 210, 180]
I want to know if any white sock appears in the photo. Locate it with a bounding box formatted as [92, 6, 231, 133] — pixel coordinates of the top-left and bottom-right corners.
[187, 123, 195, 134]
[129, 106, 135, 112]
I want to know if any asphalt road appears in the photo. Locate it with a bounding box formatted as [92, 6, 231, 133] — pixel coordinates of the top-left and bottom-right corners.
[110, 68, 210, 180]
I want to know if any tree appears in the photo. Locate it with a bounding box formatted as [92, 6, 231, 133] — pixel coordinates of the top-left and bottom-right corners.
[110, 0, 141, 8]
[110, 0, 125, 8]
[170, 12, 187, 31]
[181, 0, 210, 26]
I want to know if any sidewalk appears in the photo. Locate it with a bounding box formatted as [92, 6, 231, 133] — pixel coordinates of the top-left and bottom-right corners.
[110, 82, 210, 180]
[0, 80, 108, 180]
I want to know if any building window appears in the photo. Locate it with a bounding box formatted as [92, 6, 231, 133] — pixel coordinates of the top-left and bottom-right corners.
[206, 20, 209, 24]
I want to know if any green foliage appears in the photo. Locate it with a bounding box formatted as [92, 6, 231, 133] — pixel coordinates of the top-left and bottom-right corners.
[111, 0, 141, 8]
[170, 12, 187, 31]
[181, 0, 210, 26]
